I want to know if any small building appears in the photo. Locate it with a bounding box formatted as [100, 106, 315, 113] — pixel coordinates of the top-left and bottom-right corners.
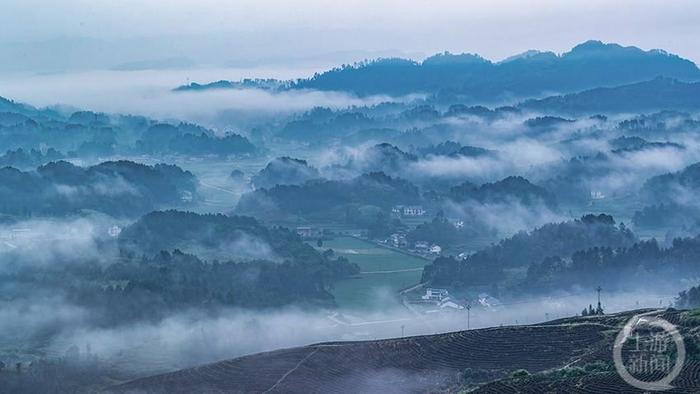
[414, 241, 429, 250]
[389, 233, 407, 248]
[590, 191, 605, 200]
[402, 205, 426, 216]
[422, 288, 449, 301]
[392, 205, 426, 217]
[429, 244, 442, 255]
[296, 226, 314, 238]
[439, 297, 465, 310]
[477, 293, 501, 309]
[451, 219, 465, 229]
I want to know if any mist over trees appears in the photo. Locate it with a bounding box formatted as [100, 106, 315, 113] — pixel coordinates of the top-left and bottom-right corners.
[0, 160, 196, 217]
[251, 157, 321, 189]
[421, 214, 636, 286]
[4, 37, 700, 392]
[283, 41, 700, 100]
[0, 102, 258, 158]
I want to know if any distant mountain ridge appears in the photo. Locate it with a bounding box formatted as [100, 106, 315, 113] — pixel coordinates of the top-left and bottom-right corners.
[176, 41, 700, 101]
[520, 77, 700, 114]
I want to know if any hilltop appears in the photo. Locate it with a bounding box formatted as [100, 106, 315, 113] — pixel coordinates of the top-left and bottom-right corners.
[176, 41, 700, 101]
[109, 309, 700, 393]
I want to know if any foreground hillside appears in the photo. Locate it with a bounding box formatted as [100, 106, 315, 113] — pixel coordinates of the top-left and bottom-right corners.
[110, 309, 700, 393]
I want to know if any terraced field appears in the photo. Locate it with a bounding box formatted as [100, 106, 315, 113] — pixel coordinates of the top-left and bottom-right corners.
[472, 365, 700, 394]
[108, 309, 700, 393]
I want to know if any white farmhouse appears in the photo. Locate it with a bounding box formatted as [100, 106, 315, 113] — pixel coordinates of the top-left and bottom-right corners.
[421, 288, 449, 301]
[394, 205, 426, 217]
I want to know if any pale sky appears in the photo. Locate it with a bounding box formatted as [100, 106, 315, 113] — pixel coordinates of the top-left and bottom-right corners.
[1, 0, 699, 71]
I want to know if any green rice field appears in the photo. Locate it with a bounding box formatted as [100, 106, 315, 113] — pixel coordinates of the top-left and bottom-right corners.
[314, 237, 429, 310]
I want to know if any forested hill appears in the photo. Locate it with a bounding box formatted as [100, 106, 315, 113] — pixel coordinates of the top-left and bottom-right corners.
[0, 160, 197, 217]
[520, 77, 700, 114]
[179, 41, 700, 101]
[421, 214, 636, 286]
[118, 210, 324, 263]
[0, 98, 257, 157]
[295, 41, 699, 99]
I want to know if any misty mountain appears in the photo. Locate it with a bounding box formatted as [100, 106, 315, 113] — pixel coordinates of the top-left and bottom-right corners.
[416, 140, 494, 158]
[609, 135, 684, 153]
[443, 104, 508, 120]
[522, 235, 700, 293]
[237, 171, 420, 222]
[616, 110, 700, 135]
[296, 41, 700, 99]
[329, 143, 419, 176]
[0, 147, 66, 170]
[0, 245, 359, 330]
[278, 111, 376, 142]
[632, 203, 700, 231]
[138, 123, 257, 157]
[0, 160, 196, 218]
[523, 116, 574, 130]
[540, 154, 614, 204]
[630, 161, 700, 233]
[447, 176, 557, 208]
[174, 78, 289, 92]
[521, 77, 700, 115]
[118, 210, 326, 263]
[422, 214, 636, 287]
[0, 96, 61, 120]
[406, 177, 561, 252]
[95, 249, 352, 317]
[176, 41, 700, 102]
[0, 97, 258, 157]
[406, 213, 496, 252]
[251, 157, 321, 189]
[641, 161, 700, 203]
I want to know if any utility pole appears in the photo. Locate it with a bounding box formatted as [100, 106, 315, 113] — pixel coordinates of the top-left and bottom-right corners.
[466, 304, 471, 330]
[596, 286, 603, 315]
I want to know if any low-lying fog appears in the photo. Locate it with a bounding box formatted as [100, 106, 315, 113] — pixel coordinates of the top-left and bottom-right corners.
[0, 68, 420, 129]
[2, 289, 676, 377]
[0, 217, 680, 378]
